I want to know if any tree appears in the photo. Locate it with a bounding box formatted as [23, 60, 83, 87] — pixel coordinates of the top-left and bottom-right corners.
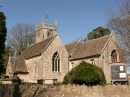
[7, 23, 35, 56]
[0, 12, 7, 75]
[3, 46, 11, 73]
[63, 61, 106, 86]
[86, 26, 110, 40]
[106, 0, 130, 71]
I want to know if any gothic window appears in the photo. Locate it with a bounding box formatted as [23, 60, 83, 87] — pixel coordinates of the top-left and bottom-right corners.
[52, 52, 60, 72]
[111, 50, 117, 63]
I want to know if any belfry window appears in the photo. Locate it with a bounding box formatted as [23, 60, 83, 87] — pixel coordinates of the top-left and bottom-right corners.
[52, 52, 60, 72]
[111, 50, 117, 63]
[47, 32, 50, 37]
[37, 31, 40, 36]
[47, 29, 53, 37]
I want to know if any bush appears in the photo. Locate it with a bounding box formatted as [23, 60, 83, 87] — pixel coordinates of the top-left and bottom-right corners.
[63, 61, 106, 86]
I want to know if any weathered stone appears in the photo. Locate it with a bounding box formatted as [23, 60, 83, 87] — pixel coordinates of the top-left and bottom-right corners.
[0, 84, 130, 97]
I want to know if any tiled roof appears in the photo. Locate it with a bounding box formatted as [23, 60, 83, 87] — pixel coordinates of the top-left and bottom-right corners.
[24, 36, 55, 59]
[15, 36, 55, 73]
[15, 55, 27, 72]
[65, 41, 79, 53]
[70, 35, 110, 60]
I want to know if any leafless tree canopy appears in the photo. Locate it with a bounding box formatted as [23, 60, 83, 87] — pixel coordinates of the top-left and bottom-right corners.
[107, 0, 130, 56]
[7, 23, 35, 56]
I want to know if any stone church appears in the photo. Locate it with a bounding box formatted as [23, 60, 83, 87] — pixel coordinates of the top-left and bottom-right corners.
[6, 17, 127, 84]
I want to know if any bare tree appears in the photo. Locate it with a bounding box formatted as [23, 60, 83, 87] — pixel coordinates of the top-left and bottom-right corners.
[106, 0, 130, 72]
[106, 0, 130, 55]
[7, 23, 35, 56]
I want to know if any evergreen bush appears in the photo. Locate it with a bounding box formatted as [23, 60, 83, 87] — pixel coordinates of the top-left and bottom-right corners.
[63, 61, 106, 86]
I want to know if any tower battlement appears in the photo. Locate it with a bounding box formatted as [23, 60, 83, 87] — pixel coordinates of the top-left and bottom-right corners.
[36, 23, 57, 30]
[35, 17, 57, 43]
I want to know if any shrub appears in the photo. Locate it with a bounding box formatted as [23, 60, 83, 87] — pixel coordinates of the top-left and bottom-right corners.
[63, 61, 106, 86]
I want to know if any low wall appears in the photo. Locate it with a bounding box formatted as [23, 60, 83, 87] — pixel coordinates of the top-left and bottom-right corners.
[0, 78, 21, 84]
[0, 84, 130, 97]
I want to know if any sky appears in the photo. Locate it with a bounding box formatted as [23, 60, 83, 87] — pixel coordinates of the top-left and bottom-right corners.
[0, 0, 122, 44]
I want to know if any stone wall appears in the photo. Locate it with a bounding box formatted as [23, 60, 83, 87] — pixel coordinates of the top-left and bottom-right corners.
[0, 84, 130, 97]
[70, 56, 101, 70]
[25, 56, 41, 83]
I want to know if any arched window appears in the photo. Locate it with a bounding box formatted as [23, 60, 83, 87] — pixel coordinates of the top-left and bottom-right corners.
[52, 52, 60, 72]
[111, 50, 117, 63]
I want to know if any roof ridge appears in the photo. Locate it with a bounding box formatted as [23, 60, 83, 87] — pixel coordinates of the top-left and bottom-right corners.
[65, 37, 82, 45]
[17, 35, 56, 59]
[28, 35, 56, 47]
[70, 34, 111, 60]
[69, 39, 82, 53]
[101, 32, 114, 53]
[41, 35, 57, 53]
[83, 34, 111, 43]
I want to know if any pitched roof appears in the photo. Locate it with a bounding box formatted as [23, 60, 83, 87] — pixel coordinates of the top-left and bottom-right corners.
[70, 35, 110, 60]
[65, 41, 79, 53]
[15, 35, 56, 73]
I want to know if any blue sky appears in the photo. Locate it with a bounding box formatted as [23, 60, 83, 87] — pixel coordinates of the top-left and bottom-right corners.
[0, 0, 121, 44]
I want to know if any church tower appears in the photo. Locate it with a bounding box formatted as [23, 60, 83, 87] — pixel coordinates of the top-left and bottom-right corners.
[35, 17, 57, 43]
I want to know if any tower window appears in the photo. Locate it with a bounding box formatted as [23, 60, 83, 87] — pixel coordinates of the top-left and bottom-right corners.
[52, 52, 60, 72]
[47, 29, 53, 37]
[37, 31, 40, 36]
[111, 50, 117, 63]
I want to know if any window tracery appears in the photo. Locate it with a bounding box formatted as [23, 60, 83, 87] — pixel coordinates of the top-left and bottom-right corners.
[52, 52, 60, 72]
